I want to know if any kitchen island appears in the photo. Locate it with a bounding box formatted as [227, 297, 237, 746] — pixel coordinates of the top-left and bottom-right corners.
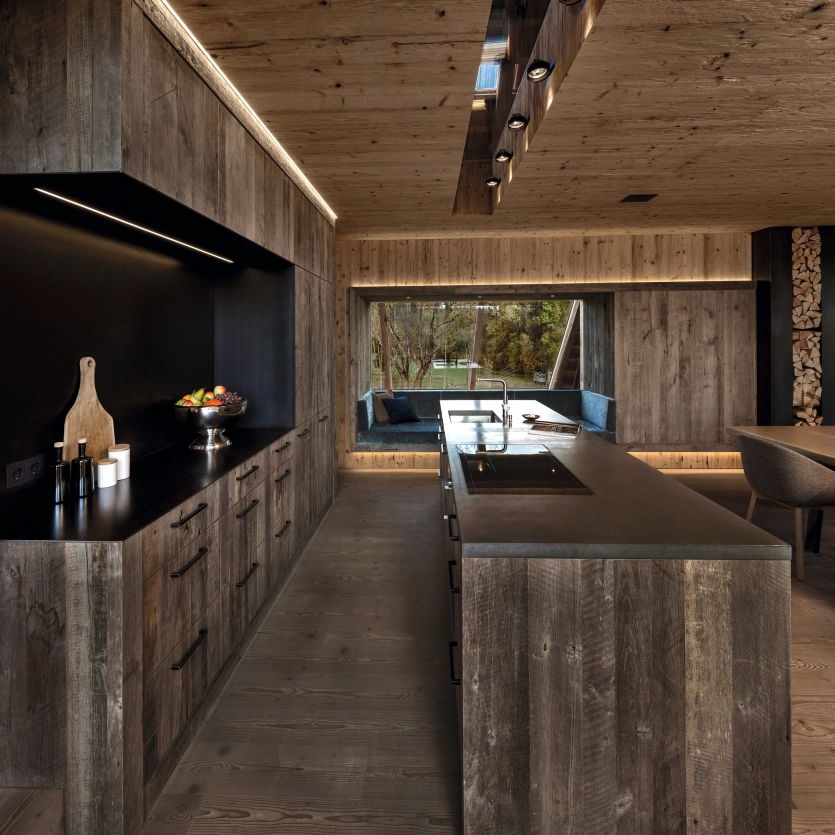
[439, 399, 791, 835]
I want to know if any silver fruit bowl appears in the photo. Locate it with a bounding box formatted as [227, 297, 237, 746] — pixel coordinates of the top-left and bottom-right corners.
[174, 400, 247, 450]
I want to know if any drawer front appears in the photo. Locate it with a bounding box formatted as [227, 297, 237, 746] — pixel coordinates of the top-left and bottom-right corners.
[142, 480, 221, 581]
[267, 502, 295, 591]
[222, 448, 269, 513]
[270, 433, 294, 473]
[143, 523, 222, 675]
[222, 480, 268, 584]
[269, 458, 296, 531]
[222, 545, 264, 657]
[143, 594, 220, 783]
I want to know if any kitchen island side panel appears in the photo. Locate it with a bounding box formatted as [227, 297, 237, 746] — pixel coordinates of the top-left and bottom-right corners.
[461, 557, 791, 834]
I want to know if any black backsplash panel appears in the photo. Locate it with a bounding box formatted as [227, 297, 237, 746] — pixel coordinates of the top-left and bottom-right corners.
[0, 177, 294, 515]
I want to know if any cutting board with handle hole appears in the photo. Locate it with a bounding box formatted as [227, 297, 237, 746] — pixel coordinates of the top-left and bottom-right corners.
[63, 357, 115, 465]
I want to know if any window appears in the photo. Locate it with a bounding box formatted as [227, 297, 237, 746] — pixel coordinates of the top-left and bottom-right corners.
[371, 300, 577, 390]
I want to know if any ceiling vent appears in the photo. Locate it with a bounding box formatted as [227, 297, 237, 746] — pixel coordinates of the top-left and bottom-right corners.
[621, 194, 658, 203]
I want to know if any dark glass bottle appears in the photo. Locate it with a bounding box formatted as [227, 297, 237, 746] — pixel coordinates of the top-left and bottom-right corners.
[50, 442, 70, 504]
[71, 438, 96, 498]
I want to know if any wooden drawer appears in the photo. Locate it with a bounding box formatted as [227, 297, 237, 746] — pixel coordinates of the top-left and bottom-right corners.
[222, 539, 266, 658]
[221, 480, 268, 583]
[143, 595, 221, 783]
[222, 448, 269, 513]
[267, 502, 295, 591]
[269, 433, 294, 473]
[268, 457, 296, 531]
[142, 480, 221, 581]
[143, 522, 222, 679]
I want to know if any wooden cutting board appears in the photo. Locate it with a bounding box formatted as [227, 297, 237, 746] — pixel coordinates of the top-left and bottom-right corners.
[63, 357, 115, 465]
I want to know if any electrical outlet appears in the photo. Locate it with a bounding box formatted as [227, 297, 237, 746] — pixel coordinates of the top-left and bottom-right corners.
[6, 454, 45, 490]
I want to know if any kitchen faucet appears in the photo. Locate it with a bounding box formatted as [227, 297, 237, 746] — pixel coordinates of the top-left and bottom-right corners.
[478, 378, 511, 426]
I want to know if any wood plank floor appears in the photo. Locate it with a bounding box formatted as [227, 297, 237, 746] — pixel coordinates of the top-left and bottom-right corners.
[0, 788, 63, 835]
[668, 470, 835, 835]
[143, 468, 835, 834]
[141, 470, 461, 834]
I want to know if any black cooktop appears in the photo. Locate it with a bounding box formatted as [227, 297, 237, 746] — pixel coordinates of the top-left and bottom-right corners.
[457, 444, 592, 495]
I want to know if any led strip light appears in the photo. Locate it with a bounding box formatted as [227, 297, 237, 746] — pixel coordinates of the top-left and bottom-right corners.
[34, 188, 234, 263]
[158, 0, 337, 223]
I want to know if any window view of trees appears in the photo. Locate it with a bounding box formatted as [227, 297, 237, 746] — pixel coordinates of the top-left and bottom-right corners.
[371, 300, 574, 390]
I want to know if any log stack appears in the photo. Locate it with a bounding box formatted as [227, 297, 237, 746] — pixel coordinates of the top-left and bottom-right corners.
[792, 227, 823, 425]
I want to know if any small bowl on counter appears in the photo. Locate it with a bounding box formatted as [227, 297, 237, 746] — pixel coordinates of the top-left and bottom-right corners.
[174, 401, 247, 450]
[522, 413, 541, 421]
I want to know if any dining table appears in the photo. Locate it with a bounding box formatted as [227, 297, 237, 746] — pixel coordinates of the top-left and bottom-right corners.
[730, 424, 835, 551]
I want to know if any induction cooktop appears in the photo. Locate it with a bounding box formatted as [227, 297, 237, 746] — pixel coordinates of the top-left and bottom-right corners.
[457, 444, 592, 495]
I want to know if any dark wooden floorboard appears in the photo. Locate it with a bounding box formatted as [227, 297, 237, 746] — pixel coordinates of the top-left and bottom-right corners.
[668, 470, 835, 835]
[141, 471, 461, 835]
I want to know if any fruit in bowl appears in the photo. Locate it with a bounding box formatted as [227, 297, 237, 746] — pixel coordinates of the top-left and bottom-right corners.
[174, 385, 248, 450]
[175, 386, 244, 408]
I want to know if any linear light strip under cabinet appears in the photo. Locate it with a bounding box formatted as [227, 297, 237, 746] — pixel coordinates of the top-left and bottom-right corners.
[34, 189, 235, 263]
[156, 0, 337, 224]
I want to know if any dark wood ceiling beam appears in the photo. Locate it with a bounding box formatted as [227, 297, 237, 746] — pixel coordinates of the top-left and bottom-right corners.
[453, 0, 607, 215]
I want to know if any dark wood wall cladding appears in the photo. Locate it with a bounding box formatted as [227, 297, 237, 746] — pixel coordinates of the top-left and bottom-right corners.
[462, 556, 791, 833]
[0, 0, 122, 174]
[121, 1, 334, 279]
[614, 289, 757, 448]
[581, 294, 614, 398]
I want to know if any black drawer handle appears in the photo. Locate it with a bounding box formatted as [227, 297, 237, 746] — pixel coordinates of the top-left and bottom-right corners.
[446, 513, 458, 540]
[171, 629, 208, 670]
[236, 498, 260, 518]
[236, 464, 260, 482]
[275, 520, 292, 538]
[171, 547, 208, 579]
[298, 428, 311, 437]
[275, 441, 291, 453]
[170, 502, 208, 528]
[275, 469, 292, 484]
[236, 562, 259, 588]
[448, 560, 461, 594]
[449, 641, 461, 686]
[319, 414, 329, 422]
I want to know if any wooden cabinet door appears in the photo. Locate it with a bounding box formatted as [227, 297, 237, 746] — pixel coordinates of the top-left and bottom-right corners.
[314, 407, 334, 515]
[293, 418, 314, 545]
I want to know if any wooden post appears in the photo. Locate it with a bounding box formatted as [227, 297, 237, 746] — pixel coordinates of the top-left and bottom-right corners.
[378, 303, 393, 392]
[468, 305, 486, 390]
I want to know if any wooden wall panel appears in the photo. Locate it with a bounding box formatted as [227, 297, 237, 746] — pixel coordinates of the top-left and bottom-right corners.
[614, 290, 757, 448]
[338, 234, 750, 288]
[581, 294, 615, 398]
[0, 0, 122, 175]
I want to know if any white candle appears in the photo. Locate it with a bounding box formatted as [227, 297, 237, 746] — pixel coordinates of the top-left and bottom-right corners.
[97, 458, 119, 489]
[108, 444, 131, 480]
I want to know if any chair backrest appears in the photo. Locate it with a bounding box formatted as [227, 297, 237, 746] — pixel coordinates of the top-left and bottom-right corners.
[738, 433, 835, 507]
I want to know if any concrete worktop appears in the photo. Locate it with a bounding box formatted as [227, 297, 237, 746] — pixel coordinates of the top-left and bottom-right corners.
[441, 399, 790, 560]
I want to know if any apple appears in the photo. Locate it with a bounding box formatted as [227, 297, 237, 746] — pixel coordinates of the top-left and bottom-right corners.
[214, 385, 227, 396]
[183, 399, 194, 406]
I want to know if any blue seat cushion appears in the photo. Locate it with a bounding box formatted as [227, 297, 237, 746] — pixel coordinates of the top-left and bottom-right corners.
[358, 418, 440, 448]
[382, 396, 419, 424]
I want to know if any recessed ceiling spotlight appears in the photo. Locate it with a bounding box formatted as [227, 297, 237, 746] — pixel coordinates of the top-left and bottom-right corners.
[621, 193, 659, 203]
[507, 113, 529, 131]
[495, 149, 513, 163]
[527, 59, 555, 83]
[558, 0, 582, 5]
[486, 176, 501, 188]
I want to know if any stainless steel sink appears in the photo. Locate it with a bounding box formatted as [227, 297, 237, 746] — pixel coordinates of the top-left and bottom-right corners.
[447, 410, 502, 423]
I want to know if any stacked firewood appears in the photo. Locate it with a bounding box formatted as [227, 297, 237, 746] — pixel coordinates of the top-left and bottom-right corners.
[792, 227, 823, 425]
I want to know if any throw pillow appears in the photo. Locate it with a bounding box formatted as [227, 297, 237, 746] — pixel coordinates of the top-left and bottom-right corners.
[371, 392, 392, 425]
[382, 396, 419, 425]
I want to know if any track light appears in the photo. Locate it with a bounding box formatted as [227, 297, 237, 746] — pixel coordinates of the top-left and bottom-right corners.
[526, 59, 555, 82]
[495, 149, 513, 163]
[486, 176, 501, 188]
[507, 114, 529, 131]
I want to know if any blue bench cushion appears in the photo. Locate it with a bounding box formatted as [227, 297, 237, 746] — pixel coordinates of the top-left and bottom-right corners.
[356, 389, 616, 447]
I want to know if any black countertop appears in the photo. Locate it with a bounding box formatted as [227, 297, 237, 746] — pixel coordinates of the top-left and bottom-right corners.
[442, 400, 790, 561]
[0, 428, 290, 543]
